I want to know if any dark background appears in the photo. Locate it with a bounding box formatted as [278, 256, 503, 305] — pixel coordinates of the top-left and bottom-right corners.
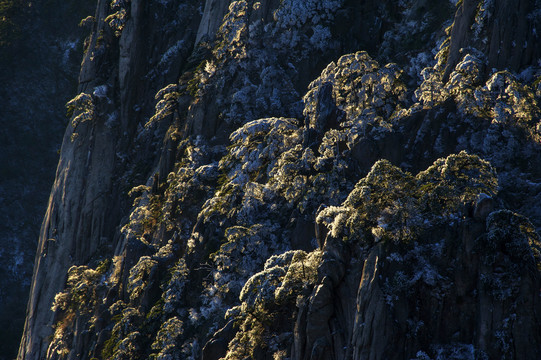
[0, 0, 94, 357]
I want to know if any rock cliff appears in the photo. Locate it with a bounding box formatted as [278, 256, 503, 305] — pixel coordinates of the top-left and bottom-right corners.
[0, 0, 94, 357]
[18, 0, 541, 359]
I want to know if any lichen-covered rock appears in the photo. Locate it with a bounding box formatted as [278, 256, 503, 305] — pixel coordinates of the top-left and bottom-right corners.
[317, 151, 498, 245]
[150, 317, 184, 359]
[127, 256, 158, 305]
[223, 250, 322, 360]
[297, 164, 541, 360]
[304, 51, 407, 139]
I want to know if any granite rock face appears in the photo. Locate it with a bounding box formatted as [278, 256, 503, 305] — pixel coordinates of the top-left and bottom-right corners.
[0, 0, 94, 358]
[18, 0, 541, 359]
[445, 0, 541, 78]
[18, 0, 202, 357]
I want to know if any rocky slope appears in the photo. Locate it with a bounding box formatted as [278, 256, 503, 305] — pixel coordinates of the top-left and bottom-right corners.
[18, 0, 541, 359]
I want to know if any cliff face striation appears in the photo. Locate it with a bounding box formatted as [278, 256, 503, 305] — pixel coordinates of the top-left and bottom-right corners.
[0, 0, 94, 358]
[18, 0, 541, 359]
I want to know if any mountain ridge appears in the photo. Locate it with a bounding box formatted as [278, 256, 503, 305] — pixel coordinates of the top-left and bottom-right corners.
[18, 0, 541, 359]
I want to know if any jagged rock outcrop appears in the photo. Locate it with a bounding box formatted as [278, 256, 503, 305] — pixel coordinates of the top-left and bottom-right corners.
[18, 0, 541, 359]
[297, 178, 541, 359]
[445, 0, 541, 78]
